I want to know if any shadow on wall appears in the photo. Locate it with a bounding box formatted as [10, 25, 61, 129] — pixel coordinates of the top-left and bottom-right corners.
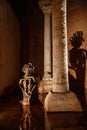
[68, 31, 87, 108]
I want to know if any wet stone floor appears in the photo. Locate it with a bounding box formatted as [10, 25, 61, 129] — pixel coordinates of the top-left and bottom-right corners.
[0, 90, 87, 130]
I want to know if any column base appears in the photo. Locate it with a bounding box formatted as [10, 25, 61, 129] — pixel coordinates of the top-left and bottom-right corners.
[38, 79, 53, 93]
[44, 91, 83, 112]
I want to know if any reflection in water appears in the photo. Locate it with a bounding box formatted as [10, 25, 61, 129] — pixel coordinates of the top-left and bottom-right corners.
[45, 112, 87, 130]
[19, 103, 45, 130]
[0, 92, 87, 130]
[19, 105, 32, 130]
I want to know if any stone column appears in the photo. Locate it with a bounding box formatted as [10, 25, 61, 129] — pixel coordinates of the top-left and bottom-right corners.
[38, 0, 53, 94]
[44, 0, 82, 112]
[43, 13, 51, 80]
[52, 0, 69, 93]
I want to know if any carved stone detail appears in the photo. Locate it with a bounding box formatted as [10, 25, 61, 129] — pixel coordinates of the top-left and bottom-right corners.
[39, 0, 52, 14]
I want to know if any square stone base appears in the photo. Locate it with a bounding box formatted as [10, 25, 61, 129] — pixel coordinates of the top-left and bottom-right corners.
[44, 91, 82, 112]
[38, 80, 53, 93]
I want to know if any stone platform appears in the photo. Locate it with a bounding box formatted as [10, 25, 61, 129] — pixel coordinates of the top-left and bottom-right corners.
[38, 79, 53, 93]
[44, 91, 83, 112]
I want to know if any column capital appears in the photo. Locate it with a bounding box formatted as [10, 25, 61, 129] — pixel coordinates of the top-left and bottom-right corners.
[39, 0, 52, 14]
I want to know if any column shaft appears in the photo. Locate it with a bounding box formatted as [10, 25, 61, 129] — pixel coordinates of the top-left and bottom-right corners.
[43, 13, 52, 80]
[52, 0, 69, 92]
[38, 0, 53, 94]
